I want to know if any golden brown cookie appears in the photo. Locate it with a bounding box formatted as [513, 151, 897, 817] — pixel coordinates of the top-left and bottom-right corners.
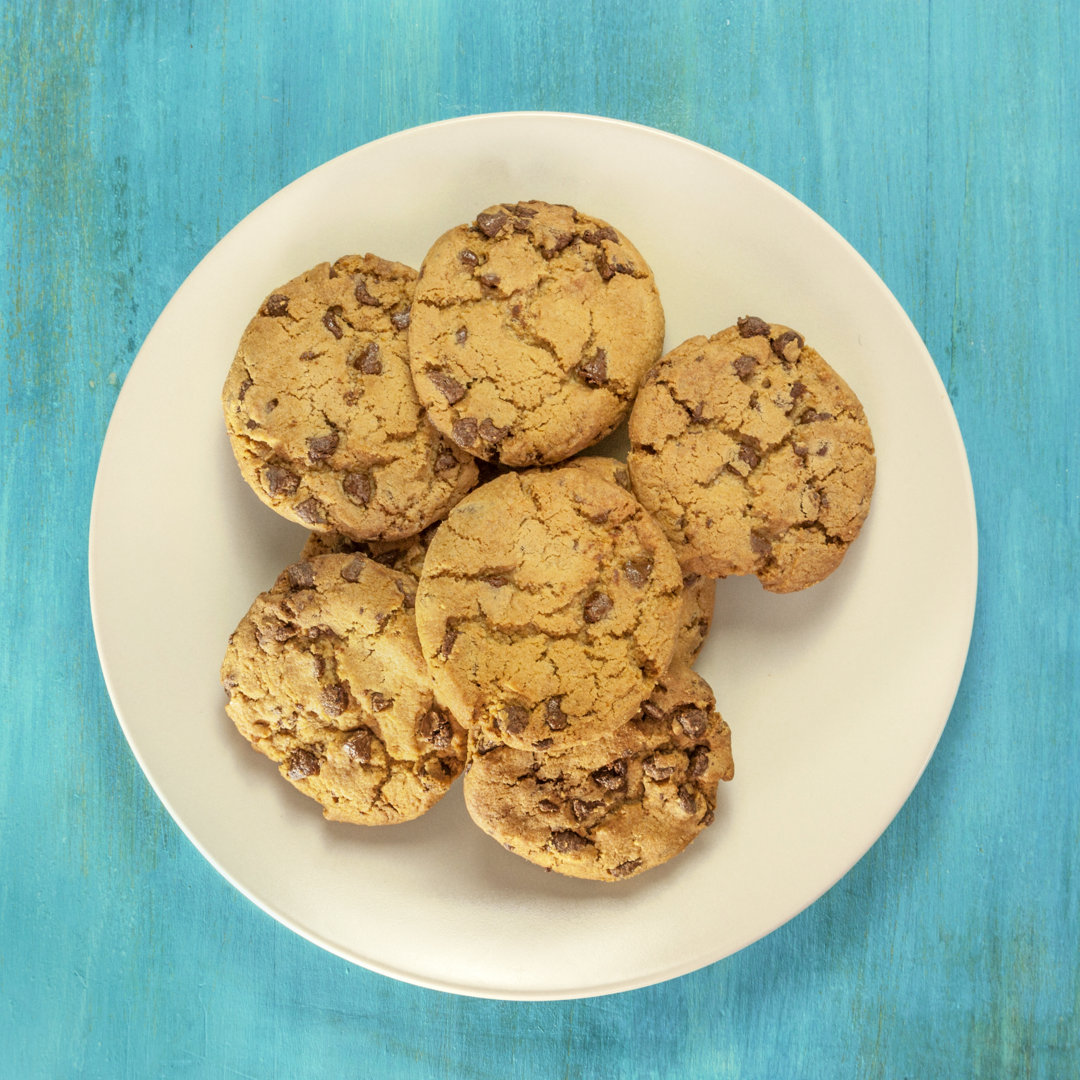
[221, 553, 466, 825]
[223, 254, 478, 541]
[628, 317, 876, 592]
[299, 525, 435, 580]
[463, 664, 733, 881]
[415, 465, 683, 752]
[408, 200, 665, 467]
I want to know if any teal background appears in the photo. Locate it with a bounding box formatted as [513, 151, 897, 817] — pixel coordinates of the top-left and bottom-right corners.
[2, 1, 1077, 1077]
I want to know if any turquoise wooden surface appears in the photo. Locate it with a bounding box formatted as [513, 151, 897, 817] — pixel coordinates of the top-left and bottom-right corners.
[2, 0, 1076, 1076]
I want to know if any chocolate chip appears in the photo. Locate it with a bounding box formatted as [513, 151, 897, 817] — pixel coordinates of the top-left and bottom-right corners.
[354, 342, 381, 374]
[739, 445, 760, 468]
[264, 466, 299, 497]
[342, 471, 374, 505]
[543, 232, 573, 258]
[287, 748, 320, 779]
[575, 348, 609, 388]
[771, 330, 805, 361]
[434, 447, 459, 472]
[261, 293, 290, 317]
[543, 697, 568, 731]
[390, 307, 411, 330]
[245, 419, 260, 430]
[370, 692, 392, 712]
[501, 704, 529, 735]
[790, 380, 807, 400]
[623, 555, 654, 588]
[307, 432, 338, 463]
[749, 531, 772, 558]
[475, 210, 508, 237]
[417, 708, 453, 749]
[286, 561, 315, 589]
[299, 349, 320, 361]
[733, 354, 758, 379]
[677, 784, 697, 814]
[479, 272, 500, 288]
[591, 759, 627, 791]
[343, 729, 374, 764]
[800, 410, 834, 424]
[295, 497, 325, 524]
[478, 418, 509, 445]
[455, 326, 468, 344]
[354, 279, 381, 306]
[737, 315, 771, 338]
[688, 747, 710, 778]
[340, 555, 367, 582]
[548, 830, 591, 853]
[640, 700, 665, 721]
[321, 683, 349, 717]
[817, 443, 829, 456]
[505, 202, 538, 217]
[571, 798, 601, 821]
[537, 799, 559, 813]
[451, 417, 479, 447]
[610, 859, 642, 879]
[458, 249, 479, 267]
[582, 225, 618, 245]
[533, 738, 554, 750]
[643, 755, 675, 781]
[237, 377, 253, 400]
[583, 591, 613, 623]
[323, 307, 345, 339]
[428, 371, 466, 404]
[438, 626, 458, 660]
[671, 705, 707, 738]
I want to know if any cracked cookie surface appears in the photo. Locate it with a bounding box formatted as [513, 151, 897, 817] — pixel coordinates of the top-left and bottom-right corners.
[408, 200, 665, 467]
[415, 465, 683, 752]
[562, 456, 716, 664]
[221, 553, 466, 825]
[463, 664, 733, 881]
[223, 253, 478, 541]
[627, 317, 876, 592]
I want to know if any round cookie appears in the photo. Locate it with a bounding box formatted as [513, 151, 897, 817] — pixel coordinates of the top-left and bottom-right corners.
[221, 553, 466, 825]
[408, 200, 665, 467]
[628, 317, 876, 592]
[415, 465, 683, 752]
[463, 664, 734, 882]
[300, 525, 435, 580]
[223, 253, 478, 541]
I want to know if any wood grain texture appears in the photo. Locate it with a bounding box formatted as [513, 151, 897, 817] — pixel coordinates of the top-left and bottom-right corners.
[1, 0, 1077, 1076]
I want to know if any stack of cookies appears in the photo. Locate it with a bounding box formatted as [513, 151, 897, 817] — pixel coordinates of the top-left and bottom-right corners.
[219, 199, 875, 882]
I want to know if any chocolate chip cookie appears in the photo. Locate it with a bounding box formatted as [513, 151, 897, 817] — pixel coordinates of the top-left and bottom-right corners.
[221, 553, 466, 824]
[408, 201, 665, 467]
[628, 317, 876, 592]
[223, 253, 478, 541]
[415, 465, 683, 752]
[464, 664, 734, 881]
[300, 525, 435, 580]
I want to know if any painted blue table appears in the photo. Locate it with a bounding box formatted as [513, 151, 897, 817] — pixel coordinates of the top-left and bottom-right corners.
[2, 2, 1076, 1076]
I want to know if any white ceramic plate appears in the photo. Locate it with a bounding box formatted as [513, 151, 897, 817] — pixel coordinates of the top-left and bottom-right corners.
[89, 112, 977, 1000]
